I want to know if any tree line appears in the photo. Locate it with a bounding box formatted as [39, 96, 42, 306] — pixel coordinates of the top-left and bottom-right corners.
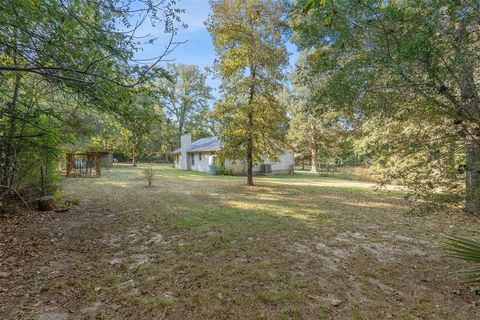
[207, 0, 479, 214]
[292, 0, 480, 214]
[1, 0, 479, 215]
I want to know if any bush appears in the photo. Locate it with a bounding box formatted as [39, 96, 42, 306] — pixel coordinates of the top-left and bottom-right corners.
[215, 166, 233, 176]
[143, 167, 154, 187]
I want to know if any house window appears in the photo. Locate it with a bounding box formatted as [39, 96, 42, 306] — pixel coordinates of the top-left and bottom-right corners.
[199, 153, 202, 161]
[191, 154, 195, 165]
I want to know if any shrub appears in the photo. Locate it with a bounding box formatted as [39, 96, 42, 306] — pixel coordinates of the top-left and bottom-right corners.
[215, 166, 233, 176]
[215, 166, 225, 175]
[143, 167, 154, 187]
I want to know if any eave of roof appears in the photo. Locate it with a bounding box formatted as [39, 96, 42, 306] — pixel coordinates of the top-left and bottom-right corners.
[171, 137, 221, 154]
[187, 149, 218, 153]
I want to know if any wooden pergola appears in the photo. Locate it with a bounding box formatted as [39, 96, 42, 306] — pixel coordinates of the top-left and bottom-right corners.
[66, 151, 110, 177]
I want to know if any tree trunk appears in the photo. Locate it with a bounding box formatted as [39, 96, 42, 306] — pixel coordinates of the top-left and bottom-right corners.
[178, 124, 184, 140]
[465, 132, 480, 215]
[246, 67, 256, 186]
[310, 147, 318, 173]
[132, 148, 137, 167]
[309, 122, 318, 173]
[1, 73, 20, 190]
[458, 73, 480, 214]
[245, 62, 256, 186]
[453, 16, 480, 215]
[246, 99, 254, 186]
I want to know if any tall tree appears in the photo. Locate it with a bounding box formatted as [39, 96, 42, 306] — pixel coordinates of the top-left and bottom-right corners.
[207, 0, 289, 185]
[294, 0, 480, 213]
[354, 103, 464, 206]
[122, 90, 163, 166]
[286, 51, 342, 173]
[287, 99, 344, 173]
[156, 63, 213, 141]
[0, 0, 181, 201]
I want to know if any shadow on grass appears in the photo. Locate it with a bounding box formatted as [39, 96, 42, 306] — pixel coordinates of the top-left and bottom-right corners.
[67, 164, 410, 240]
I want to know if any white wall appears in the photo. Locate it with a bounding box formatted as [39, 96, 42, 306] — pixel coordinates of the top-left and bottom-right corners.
[174, 139, 294, 175]
[269, 150, 294, 172]
[225, 159, 246, 175]
[224, 150, 294, 175]
[188, 152, 212, 173]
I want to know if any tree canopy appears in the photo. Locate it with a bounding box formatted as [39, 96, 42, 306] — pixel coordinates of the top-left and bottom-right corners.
[292, 0, 480, 213]
[0, 0, 182, 200]
[207, 0, 290, 185]
[155, 63, 214, 142]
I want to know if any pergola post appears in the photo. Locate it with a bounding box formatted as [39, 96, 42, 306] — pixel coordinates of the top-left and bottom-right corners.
[66, 154, 74, 177]
[95, 154, 101, 176]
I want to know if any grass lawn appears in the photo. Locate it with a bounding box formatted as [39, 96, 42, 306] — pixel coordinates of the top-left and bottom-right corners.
[1, 164, 479, 319]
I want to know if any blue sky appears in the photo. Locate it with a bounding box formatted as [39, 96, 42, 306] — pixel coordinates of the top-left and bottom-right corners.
[135, 0, 299, 94]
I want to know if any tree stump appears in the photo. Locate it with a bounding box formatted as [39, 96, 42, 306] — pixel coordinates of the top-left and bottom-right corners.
[38, 196, 56, 211]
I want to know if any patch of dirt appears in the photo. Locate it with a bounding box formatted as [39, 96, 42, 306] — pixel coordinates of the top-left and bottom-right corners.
[146, 233, 164, 245]
[1, 165, 479, 319]
[37, 310, 76, 320]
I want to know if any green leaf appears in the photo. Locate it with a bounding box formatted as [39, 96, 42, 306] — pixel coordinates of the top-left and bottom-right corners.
[303, 0, 327, 14]
[446, 236, 480, 282]
[324, 15, 333, 27]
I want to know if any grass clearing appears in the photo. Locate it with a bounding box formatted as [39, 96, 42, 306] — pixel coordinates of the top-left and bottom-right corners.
[1, 164, 479, 319]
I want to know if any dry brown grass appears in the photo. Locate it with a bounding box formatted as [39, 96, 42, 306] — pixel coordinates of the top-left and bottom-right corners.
[1, 164, 479, 319]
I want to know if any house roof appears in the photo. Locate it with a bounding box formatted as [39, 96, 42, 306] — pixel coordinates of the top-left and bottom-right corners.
[172, 136, 221, 154]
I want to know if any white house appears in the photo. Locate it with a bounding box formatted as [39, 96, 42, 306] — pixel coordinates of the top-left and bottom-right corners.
[172, 134, 294, 175]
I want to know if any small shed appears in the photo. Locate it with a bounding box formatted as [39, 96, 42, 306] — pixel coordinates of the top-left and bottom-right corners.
[66, 152, 110, 177]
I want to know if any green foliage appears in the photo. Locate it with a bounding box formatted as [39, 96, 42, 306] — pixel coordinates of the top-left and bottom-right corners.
[154, 63, 214, 142]
[355, 108, 465, 208]
[65, 197, 80, 207]
[0, 0, 181, 89]
[0, 77, 66, 200]
[215, 166, 233, 176]
[285, 51, 353, 172]
[143, 167, 155, 187]
[53, 190, 80, 208]
[292, 0, 480, 212]
[446, 236, 480, 283]
[302, 0, 328, 13]
[0, 0, 182, 203]
[207, 0, 289, 185]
